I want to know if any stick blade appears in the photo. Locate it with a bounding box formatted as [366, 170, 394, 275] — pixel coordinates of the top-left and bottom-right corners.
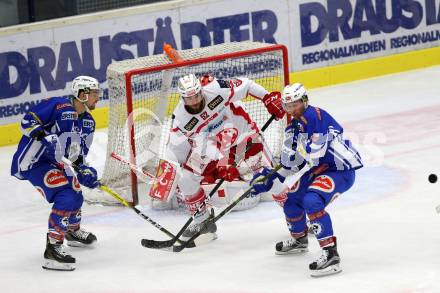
[141, 239, 196, 250]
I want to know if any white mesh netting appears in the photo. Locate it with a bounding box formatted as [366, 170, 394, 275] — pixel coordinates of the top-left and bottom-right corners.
[85, 41, 289, 205]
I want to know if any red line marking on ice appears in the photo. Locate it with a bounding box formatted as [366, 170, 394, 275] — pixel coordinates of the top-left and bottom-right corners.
[344, 104, 440, 157]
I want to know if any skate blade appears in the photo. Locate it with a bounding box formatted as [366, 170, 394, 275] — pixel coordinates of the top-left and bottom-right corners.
[181, 232, 217, 246]
[275, 248, 308, 255]
[310, 264, 342, 277]
[66, 240, 96, 248]
[42, 259, 75, 271]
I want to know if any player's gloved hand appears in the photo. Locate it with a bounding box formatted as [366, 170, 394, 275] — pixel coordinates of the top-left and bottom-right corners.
[28, 126, 45, 140]
[250, 167, 285, 195]
[41, 134, 63, 163]
[263, 91, 285, 120]
[76, 164, 99, 189]
[217, 165, 240, 182]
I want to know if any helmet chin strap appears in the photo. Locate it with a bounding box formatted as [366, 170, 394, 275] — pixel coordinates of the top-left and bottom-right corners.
[74, 94, 90, 113]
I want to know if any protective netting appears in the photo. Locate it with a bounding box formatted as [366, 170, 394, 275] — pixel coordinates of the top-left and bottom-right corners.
[86, 41, 288, 205]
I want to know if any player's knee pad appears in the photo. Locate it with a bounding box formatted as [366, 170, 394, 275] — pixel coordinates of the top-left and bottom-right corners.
[283, 198, 303, 218]
[52, 188, 84, 212]
[283, 192, 305, 214]
[303, 192, 325, 214]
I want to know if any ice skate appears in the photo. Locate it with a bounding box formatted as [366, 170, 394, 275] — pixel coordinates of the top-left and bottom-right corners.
[65, 228, 97, 247]
[182, 209, 217, 243]
[42, 238, 75, 271]
[275, 235, 308, 255]
[309, 244, 342, 277]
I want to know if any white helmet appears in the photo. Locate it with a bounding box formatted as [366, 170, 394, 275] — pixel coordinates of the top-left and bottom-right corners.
[281, 83, 309, 108]
[71, 76, 100, 102]
[177, 74, 202, 98]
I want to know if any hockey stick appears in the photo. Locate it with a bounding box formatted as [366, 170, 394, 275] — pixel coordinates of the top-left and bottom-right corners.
[110, 152, 156, 181]
[61, 157, 193, 247]
[169, 163, 311, 252]
[141, 114, 277, 249]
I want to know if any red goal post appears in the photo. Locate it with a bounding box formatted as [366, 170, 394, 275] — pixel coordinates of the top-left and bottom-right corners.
[90, 42, 290, 206]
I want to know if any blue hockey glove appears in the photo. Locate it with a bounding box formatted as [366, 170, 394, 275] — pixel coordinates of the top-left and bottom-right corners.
[41, 134, 63, 163]
[76, 164, 99, 189]
[250, 167, 285, 196]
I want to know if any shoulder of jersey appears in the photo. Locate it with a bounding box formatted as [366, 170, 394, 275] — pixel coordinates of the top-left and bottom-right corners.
[80, 111, 95, 121]
[306, 106, 326, 121]
[203, 77, 231, 94]
[48, 96, 75, 112]
[172, 103, 197, 133]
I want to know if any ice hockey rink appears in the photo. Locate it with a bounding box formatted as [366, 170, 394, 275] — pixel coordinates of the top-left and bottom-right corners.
[1, 65, 439, 293]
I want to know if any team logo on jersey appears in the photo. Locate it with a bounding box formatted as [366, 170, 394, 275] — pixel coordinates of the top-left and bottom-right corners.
[35, 186, 46, 199]
[207, 118, 224, 132]
[44, 169, 69, 188]
[208, 95, 224, 110]
[61, 111, 77, 120]
[216, 79, 230, 88]
[309, 175, 335, 193]
[200, 111, 209, 120]
[230, 78, 242, 87]
[72, 176, 81, 192]
[184, 117, 199, 131]
[56, 103, 71, 110]
[83, 119, 95, 129]
[216, 128, 238, 147]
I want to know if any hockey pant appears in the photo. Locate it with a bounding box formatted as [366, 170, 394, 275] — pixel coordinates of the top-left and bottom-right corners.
[178, 140, 267, 220]
[283, 169, 355, 247]
[21, 163, 84, 242]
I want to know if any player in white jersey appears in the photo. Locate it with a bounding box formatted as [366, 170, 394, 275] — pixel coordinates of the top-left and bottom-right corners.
[165, 73, 285, 240]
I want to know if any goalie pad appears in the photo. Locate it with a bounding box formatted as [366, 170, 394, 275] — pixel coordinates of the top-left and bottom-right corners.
[148, 159, 178, 202]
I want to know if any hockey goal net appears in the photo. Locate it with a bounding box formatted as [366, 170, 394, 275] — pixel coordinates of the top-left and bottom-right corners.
[87, 41, 289, 205]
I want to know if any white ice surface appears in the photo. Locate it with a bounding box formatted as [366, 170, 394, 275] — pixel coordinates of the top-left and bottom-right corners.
[1, 66, 440, 293]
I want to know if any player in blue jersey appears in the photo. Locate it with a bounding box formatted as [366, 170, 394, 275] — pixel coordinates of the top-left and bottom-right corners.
[250, 83, 363, 277]
[11, 76, 101, 271]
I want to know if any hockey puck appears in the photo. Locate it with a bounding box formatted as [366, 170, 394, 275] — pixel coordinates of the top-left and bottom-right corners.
[428, 174, 437, 183]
